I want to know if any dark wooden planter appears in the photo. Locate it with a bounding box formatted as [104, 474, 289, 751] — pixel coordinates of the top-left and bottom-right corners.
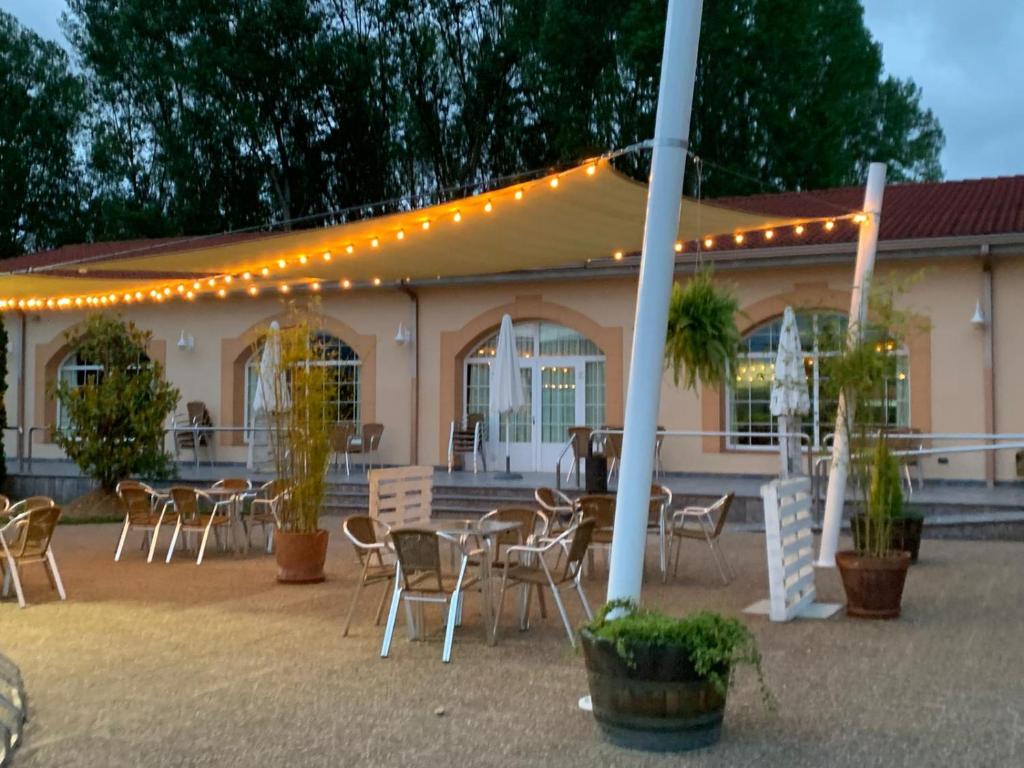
[274, 529, 329, 584]
[836, 550, 911, 619]
[850, 515, 924, 563]
[580, 629, 727, 752]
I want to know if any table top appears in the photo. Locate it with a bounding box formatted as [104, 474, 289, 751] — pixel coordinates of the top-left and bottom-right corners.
[391, 519, 522, 537]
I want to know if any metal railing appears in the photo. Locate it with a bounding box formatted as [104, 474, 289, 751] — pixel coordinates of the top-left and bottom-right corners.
[556, 427, 815, 490]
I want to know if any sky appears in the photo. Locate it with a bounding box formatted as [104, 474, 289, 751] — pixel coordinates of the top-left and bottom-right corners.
[3, 0, 1022, 182]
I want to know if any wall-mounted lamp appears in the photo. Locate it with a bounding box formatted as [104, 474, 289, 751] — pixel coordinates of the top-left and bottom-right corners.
[177, 330, 195, 352]
[970, 300, 986, 328]
[394, 322, 412, 346]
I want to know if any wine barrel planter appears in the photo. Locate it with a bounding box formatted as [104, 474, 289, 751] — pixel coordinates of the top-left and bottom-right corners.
[274, 529, 329, 583]
[850, 515, 924, 563]
[835, 550, 911, 619]
[580, 628, 728, 752]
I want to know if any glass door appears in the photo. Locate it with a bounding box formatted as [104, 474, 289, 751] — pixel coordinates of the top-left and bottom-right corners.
[493, 367, 533, 470]
[538, 364, 581, 470]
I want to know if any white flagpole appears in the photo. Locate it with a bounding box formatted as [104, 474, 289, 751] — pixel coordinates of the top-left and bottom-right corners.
[606, 0, 704, 604]
[818, 162, 887, 567]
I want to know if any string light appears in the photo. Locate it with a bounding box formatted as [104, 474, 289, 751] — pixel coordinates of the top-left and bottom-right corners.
[824, 220, 835, 231]
[396, 229, 405, 241]
[341, 279, 351, 289]
[549, 177, 559, 189]
[311, 281, 321, 291]
[453, 211, 462, 223]
[298, 254, 308, 264]
[854, 213, 867, 223]
[371, 237, 380, 248]
[795, 225, 805, 235]
[217, 288, 227, 298]
[242, 272, 252, 280]
[346, 244, 354, 254]
[586, 163, 597, 176]
[135, 291, 143, 300]
[421, 220, 430, 231]
[764, 229, 774, 240]
[224, 275, 233, 284]
[280, 284, 290, 294]
[176, 284, 185, 294]
[261, 267, 270, 276]
[704, 237, 714, 248]
[674, 242, 683, 252]
[514, 189, 523, 201]
[193, 281, 201, 290]
[484, 200, 493, 213]
[613, 250, 624, 260]
[207, 278, 216, 287]
[185, 290, 195, 300]
[277, 259, 287, 268]
[323, 251, 332, 261]
[373, 277, 381, 286]
[248, 286, 259, 296]
[734, 234, 744, 244]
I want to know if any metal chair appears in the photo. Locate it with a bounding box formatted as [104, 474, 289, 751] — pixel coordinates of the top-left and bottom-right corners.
[114, 482, 171, 563]
[0, 506, 65, 608]
[330, 423, 358, 475]
[534, 487, 576, 536]
[667, 493, 736, 584]
[340, 516, 394, 636]
[380, 528, 481, 663]
[603, 429, 623, 482]
[649, 484, 673, 578]
[165, 487, 232, 565]
[492, 519, 596, 648]
[576, 495, 615, 574]
[565, 426, 592, 485]
[245, 479, 289, 553]
[6, 497, 56, 518]
[351, 423, 384, 472]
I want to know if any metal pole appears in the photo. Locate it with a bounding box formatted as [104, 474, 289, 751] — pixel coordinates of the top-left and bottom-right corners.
[606, 0, 704, 604]
[818, 162, 887, 567]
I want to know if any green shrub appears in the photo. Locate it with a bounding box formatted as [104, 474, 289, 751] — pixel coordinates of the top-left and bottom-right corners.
[583, 599, 770, 704]
[52, 315, 179, 491]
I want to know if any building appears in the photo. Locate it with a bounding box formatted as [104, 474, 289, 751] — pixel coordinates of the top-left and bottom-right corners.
[3, 165, 1023, 483]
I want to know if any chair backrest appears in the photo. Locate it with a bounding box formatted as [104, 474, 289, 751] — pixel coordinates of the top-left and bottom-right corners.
[170, 486, 201, 519]
[390, 529, 443, 591]
[0, 495, 9, 515]
[187, 401, 212, 426]
[10, 496, 56, 515]
[649, 484, 672, 526]
[213, 478, 251, 492]
[331, 422, 358, 452]
[535, 487, 573, 513]
[567, 426, 592, 460]
[481, 507, 546, 550]
[261, 478, 290, 500]
[576, 495, 615, 529]
[708, 493, 735, 539]
[369, 466, 432, 528]
[5, 506, 62, 558]
[603, 430, 623, 461]
[117, 485, 153, 523]
[362, 423, 384, 451]
[561, 519, 596, 582]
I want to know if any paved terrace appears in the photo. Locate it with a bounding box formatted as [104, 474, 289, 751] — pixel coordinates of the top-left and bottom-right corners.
[3, 525, 1022, 767]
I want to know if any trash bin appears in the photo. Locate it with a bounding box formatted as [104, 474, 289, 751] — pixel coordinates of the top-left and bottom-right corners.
[586, 442, 608, 494]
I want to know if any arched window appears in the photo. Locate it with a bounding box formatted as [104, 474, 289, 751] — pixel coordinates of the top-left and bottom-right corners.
[244, 332, 360, 428]
[56, 350, 104, 430]
[727, 312, 909, 449]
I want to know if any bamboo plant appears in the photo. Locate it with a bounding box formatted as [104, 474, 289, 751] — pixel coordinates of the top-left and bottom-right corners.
[267, 313, 332, 534]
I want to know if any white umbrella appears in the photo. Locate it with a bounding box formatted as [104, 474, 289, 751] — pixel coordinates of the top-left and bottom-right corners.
[489, 314, 527, 478]
[247, 321, 289, 469]
[770, 306, 811, 477]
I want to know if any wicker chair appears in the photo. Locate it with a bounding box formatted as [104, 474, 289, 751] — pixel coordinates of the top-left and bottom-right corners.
[576, 495, 615, 574]
[0, 506, 65, 608]
[114, 482, 171, 563]
[667, 493, 736, 584]
[245, 479, 290, 553]
[534, 487, 576, 536]
[340, 515, 394, 636]
[380, 528, 481, 663]
[330, 423, 359, 475]
[165, 487, 232, 565]
[492, 519, 596, 647]
[565, 426, 593, 486]
[602, 429, 623, 482]
[350, 423, 385, 472]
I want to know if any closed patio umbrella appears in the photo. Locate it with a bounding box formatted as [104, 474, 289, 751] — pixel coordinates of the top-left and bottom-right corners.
[247, 321, 290, 470]
[489, 314, 527, 479]
[770, 306, 811, 477]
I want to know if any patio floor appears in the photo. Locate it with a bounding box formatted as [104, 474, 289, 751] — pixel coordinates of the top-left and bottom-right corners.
[3, 524, 1023, 767]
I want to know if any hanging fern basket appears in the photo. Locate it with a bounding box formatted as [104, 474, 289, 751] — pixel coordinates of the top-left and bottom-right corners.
[664, 269, 740, 391]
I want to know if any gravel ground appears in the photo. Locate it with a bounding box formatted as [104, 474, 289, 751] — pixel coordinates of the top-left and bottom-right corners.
[2, 523, 1022, 767]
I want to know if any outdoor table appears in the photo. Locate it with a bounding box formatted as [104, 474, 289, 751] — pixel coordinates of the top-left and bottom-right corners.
[390, 518, 522, 647]
[581, 491, 673, 581]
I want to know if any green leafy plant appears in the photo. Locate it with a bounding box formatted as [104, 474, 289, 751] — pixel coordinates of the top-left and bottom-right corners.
[665, 269, 740, 391]
[583, 599, 770, 705]
[52, 314, 179, 491]
[267, 309, 331, 534]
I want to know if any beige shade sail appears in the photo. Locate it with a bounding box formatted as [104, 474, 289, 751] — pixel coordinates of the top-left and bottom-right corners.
[0, 160, 853, 309]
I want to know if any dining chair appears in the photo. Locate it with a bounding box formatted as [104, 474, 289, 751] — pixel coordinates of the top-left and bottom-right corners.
[212, 478, 252, 493]
[667, 493, 736, 584]
[0, 496, 9, 518]
[576, 495, 615, 574]
[6, 496, 56, 518]
[534, 487, 576, 536]
[350, 423, 384, 472]
[380, 528, 481, 663]
[330, 423, 358, 475]
[0, 506, 65, 609]
[245, 479, 289, 553]
[340, 515, 394, 637]
[649, 484, 673, 578]
[114, 482, 170, 563]
[602, 429, 623, 482]
[165, 487, 232, 565]
[491, 519, 596, 648]
[565, 426, 593, 486]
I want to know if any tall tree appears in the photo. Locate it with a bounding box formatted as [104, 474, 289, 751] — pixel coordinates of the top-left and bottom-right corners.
[0, 11, 87, 258]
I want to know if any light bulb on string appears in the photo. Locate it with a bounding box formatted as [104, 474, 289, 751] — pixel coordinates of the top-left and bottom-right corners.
[242, 272, 252, 280]
[248, 286, 259, 296]
[734, 233, 744, 244]
[372, 278, 381, 287]
[586, 163, 597, 176]
[396, 229, 405, 241]
[765, 229, 774, 240]
[298, 254, 308, 264]
[613, 250, 624, 260]
[323, 251, 332, 261]
[674, 242, 683, 253]
[311, 282, 321, 292]
[824, 220, 835, 231]
[484, 200, 493, 213]
[346, 244, 354, 254]
[261, 267, 270, 277]
[703, 237, 714, 248]
[549, 177, 559, 189]
[514, 189, 523, 201]
[421, 220, 430, 231]
[371, 237, 380, 248]
[277, 259, 286, 268]
[341, 279, 351, 289]
[794, 225, 804, 235]
[217, 288, 227, 298]
[453, 211, 462, 223]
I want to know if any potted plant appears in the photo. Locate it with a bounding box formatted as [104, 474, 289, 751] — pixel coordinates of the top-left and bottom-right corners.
[851, 505, 924, 564]
[267, 314, 332, 583]
[665, 268, 740, 391]
[580, 599, 769, 752]
[836, 437, 912, 617]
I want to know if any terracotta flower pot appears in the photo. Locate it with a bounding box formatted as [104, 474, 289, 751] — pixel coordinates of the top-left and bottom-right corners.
[274, 529, 329, 584]
[836, 550, 911, 619]
[580, 628, 728, 752]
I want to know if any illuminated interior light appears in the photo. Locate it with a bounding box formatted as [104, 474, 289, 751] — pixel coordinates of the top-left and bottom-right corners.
[207, 278, 216, 287]
[75, 298, 83, 307]
[311, 281, 321, 292]
[217, 288, 227, 298]
[794, 224, 805, 235]
[177, 284, 185, 293]
[224, 275, 233, 284]
[163, 287, 173, 296]
[613, 250, 624, 260]
[824, 220, 835, 231]
[135, 291, 144, 300]
[193, 281, 202, 290]
[674, 242, 683, 253]
[734, 233, 744, 244]
[277, 259, 287, 268]
[372, 277, 381, 286]
[703, 237, 714, 248]
[854, 213, 867, 223]
[765, 229, 774, 240]
[248, 286, 259, 296]
[280, 284, 290, 294]
[242, 272, 252, 280]
[341, 279, 351, 289]
[185, 291, 194, 300]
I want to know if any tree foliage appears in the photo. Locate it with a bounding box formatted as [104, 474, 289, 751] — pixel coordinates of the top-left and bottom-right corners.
[0, 1, 944, 254]
[0, 11, 87, 257]
[52, 315, 180, 491]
